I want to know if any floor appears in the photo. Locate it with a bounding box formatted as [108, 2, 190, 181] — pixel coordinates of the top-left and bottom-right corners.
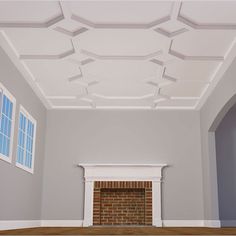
[0, 227, 236, 235]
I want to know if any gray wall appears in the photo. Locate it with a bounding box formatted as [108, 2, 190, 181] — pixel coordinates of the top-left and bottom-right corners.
[0, 46, 47, 220]
[42, 110, 204, 221]
[200, 57, 236, 221]
[215, 105, 236, 224]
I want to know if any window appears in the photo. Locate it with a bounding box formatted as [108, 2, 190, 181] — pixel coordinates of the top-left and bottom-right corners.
[0, 83, 16, 163]
[16, 106, 36, 173]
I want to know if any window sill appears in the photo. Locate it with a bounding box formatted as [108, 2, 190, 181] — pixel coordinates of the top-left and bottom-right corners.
[0, 153, 12, 164]
[15, 162, 34, 174]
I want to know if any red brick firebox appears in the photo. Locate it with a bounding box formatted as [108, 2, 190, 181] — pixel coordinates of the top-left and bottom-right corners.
[93, 181, 152, 225]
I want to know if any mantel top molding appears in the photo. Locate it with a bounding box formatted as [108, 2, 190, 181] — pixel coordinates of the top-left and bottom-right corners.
[78, 163, 167, 168]
[78, 163, 167, 182]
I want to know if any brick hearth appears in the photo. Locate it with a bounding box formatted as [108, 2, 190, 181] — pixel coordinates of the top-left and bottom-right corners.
[93, 181, 152, 225]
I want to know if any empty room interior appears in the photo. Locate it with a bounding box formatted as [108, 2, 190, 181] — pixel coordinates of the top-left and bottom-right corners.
[1, 1, 236, 235]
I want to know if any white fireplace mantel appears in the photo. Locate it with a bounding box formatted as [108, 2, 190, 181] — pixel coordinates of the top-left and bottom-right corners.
[79, 163, 167, 227]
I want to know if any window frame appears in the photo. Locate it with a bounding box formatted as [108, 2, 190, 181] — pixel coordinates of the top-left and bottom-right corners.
[0, 83, 16, 164]
[16, 105, 37, 174]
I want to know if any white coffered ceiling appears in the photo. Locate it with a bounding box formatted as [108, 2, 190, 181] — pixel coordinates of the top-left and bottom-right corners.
[0, 1, 236, 110]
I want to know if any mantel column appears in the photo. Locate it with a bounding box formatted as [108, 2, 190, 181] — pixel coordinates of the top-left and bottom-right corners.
[152, 180, 163, 227]
[83, 180, 94, 227]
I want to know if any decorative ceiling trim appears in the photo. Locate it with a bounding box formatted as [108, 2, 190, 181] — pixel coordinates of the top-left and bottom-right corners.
[80, 49, 163, 60]
[81, 97, 96, 108]
[68, 74, 83, 82]
[19, 39, 75, 60]
[168, 40, 225, 61]
[0, 1, 236, 110]
[67, 58, 95, 66]
[50, 105, 196, 110]
[155, 27, 188, 38]
[149, 58, 175, 66]
[195, 38, 236, 109]
[54, 26, 88, 37]
[0, 31, 51, 109]
[92, 93, 154, 100]
[0, 14, 64, 28]
[177, 2, 236, 30]
[178, 14, 236, 30]
[71, 14, 171, 29]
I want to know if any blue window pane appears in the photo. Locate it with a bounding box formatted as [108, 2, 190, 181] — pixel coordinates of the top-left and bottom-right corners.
[9, 101, 12, 118]
[2, 96, 6, 115]
[6, 118, 11, 138]
[2, 136, 6, 156]
[0, 93, 13, 158]
[6, 138, 10, 156]
[17, 111, 35, 170]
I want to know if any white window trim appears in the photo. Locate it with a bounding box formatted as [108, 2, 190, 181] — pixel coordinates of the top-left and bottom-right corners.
[0, 82, 16, 164]
[16, 105, 37, 174]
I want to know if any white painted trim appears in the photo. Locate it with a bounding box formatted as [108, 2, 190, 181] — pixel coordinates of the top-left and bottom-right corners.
[41, 220, 83, 227]
[15, 105, 37, 174]
[0, 220, 41, 231]
[79, 163, 166, 167]
[163, 220, 205, 227]
[196, 38, 236, 110]
[0, 220, 222, 230]
[0, 31, 51, 109]
[0, 82, 16, 164]
[51, 105, 196, 110]
[79, 163, 167, 227]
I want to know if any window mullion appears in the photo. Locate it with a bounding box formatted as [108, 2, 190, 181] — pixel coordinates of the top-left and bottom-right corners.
[23, 116, 28, 166]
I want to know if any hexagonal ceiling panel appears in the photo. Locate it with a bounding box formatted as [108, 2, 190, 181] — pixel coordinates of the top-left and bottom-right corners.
[0, 1, 236, 110]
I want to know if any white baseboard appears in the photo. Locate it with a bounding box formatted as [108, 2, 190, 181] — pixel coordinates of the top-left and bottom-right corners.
[204, 220, 221, 228]
[0, 220, 41, 230]
[41, 220, 83, 227]
[0, 219, 223, 230]
[220, 220, 236, 227]
[163, 220, 205, 227]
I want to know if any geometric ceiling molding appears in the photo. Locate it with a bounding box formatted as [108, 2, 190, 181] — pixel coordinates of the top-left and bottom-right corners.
[67, 58, 95, 66]
[151, 88, 170, 109]
[1, 1, 236, 110]
[149, 58, 166, 66]
[80, 49, 163, 61]
[71, 14, 171, 29]
[0, 14, 64, 28]
[68, 66, 83, 82]
[168, 40, 225, 61]
[75, 80, 100, 88]
[146, 67, 177, 90]
[146, 80, 172, 89]
[178, 14, 236, 30]
[149, 57, 175, 66]
[155, 27, 188, 38]
[54, 26, 88, 37]
[92, 93, 154, 100]
[19, 39, 75, 60]
[80, 58, 95, 65]
[162, 68, 177, 82]
[178, 2, 236, 31]
[68, 74, 83, 82]
[80, 97, 96, 108]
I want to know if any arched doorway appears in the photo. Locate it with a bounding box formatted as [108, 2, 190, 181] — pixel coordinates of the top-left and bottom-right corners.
[215, 104, 236, 226]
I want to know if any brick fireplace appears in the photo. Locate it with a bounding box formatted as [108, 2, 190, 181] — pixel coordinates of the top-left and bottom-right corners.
[93, 181, 152, 225]
[79, 164, 167, 227]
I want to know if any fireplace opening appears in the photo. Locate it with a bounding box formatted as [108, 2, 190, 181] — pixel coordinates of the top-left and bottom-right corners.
[93, 181, 152, 225]
[101, 188, 145, 225]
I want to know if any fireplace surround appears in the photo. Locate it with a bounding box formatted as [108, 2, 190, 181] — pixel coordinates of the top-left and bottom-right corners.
[79, 164, 167, 227]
